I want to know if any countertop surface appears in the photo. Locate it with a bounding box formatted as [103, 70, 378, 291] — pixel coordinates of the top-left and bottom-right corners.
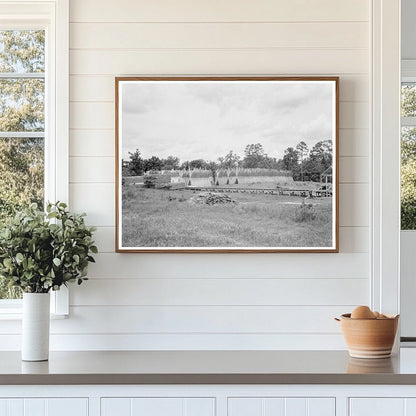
[2, 349, 416, 385]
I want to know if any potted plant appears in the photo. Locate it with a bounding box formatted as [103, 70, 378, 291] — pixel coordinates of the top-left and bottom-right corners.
[0, 202, 97, 361]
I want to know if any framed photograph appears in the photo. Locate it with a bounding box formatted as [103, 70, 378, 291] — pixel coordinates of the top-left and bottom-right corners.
[116, 76, 339, 253]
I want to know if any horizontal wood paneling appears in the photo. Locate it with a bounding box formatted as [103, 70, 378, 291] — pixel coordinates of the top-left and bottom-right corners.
[339, 129, 369, 157]
[91, 225, 368, 254]
[339, 183, 369, 227]
[69, 0, 369, 23]
[69, 75, 369, 103]
[70, 49, 368, 75]
[70, 278, 368, 306]
[70, 157, 114, 183]
[85, 253, 369, 279]
[69, 183, 114, 226]
[0, 333, 347, 351]
[339, 227, 369, 252]
[70, 22, 368, 49]
[339, 157, 369, 183]
[69, 130, 115, 157]
[91, 227, 116, 253]
[70, 102, 113, 129]
[58, 0, 373, 351]
[0, 306, 355, 335]
[52, 305, 355, 334]
[339, 102, 369, 129]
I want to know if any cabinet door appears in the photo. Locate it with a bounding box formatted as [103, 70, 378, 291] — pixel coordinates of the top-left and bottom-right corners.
[228, 398, 335, 416]
[350, 398, 416, 416]
[101, 398, 215, 416]
[0, 398, 88, 416]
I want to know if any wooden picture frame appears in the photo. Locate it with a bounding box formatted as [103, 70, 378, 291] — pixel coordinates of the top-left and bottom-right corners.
[115, 76, 339, 253]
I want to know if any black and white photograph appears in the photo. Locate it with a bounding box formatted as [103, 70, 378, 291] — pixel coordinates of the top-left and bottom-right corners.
[116, 77, 338, 252]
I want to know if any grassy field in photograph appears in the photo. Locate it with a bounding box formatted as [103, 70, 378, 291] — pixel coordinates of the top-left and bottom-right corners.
[121, 186, 333, 248]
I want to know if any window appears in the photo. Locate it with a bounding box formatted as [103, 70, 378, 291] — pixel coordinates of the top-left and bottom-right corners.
[401, 70, 416, 229]
[0, 0, 69, 314]
[0, 30, 45, 300]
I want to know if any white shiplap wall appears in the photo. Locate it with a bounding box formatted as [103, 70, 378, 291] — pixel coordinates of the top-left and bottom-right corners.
[20, 0, 372, 350]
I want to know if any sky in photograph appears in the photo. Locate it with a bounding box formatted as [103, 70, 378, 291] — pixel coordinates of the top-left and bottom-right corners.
[120, 80, 335, 163]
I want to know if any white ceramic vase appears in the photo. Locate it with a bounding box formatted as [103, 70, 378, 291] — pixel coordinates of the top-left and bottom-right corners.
[22, 292, 50, 361]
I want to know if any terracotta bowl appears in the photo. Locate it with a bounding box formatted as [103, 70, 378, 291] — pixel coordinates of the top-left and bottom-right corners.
[337, 313, 399, 359]
[347, 357, 394, 373]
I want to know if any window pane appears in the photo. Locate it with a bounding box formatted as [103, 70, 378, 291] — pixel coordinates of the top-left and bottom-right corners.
[402, 127, 416, 163]
[401, 127, 416, 230]
[0, 78, 44, 132]
[0, 30, 45, 73]
[402, 83, 416, 117]
[0, 137, 44, 216]
[0, 138, 44, 300]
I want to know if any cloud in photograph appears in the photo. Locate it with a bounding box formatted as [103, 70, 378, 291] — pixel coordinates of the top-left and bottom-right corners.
[120, 80, 335, 163]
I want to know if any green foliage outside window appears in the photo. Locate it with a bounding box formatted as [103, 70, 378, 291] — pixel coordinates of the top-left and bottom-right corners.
[0, 30, 45, 298]
[401, 82, 416, 230]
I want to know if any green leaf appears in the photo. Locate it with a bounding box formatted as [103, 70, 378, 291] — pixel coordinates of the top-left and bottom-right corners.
[0, 199, 95, 293]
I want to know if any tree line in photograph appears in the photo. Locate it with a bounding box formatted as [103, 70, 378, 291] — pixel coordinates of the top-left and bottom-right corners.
[123, 139, 333, 183]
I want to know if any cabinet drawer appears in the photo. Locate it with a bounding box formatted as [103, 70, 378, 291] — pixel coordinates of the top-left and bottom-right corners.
[228, 397, 335, 416]
[350, 398, 416, 416]
[0, 398, 88, 416]
[101, 397, 215, 416]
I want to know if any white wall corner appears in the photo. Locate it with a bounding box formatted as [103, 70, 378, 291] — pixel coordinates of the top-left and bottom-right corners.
[371, 0, 401, 315]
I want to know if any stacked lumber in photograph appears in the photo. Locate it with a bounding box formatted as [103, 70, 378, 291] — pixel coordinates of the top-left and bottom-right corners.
[190, 192, 236, 205]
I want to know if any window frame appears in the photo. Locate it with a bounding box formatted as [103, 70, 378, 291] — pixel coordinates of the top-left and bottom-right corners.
[0, 0, 69, 317]
[371, 0, 401, 323]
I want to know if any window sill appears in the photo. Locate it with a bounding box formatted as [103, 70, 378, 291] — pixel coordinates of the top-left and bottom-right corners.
[0, 312, 68, 320]
[0, 286, 69, 317]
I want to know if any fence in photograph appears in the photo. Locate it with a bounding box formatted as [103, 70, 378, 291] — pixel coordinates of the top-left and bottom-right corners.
[123, 168, 293, 186]
[187, 186, 332, 198]
[122, 168, 333, 197]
